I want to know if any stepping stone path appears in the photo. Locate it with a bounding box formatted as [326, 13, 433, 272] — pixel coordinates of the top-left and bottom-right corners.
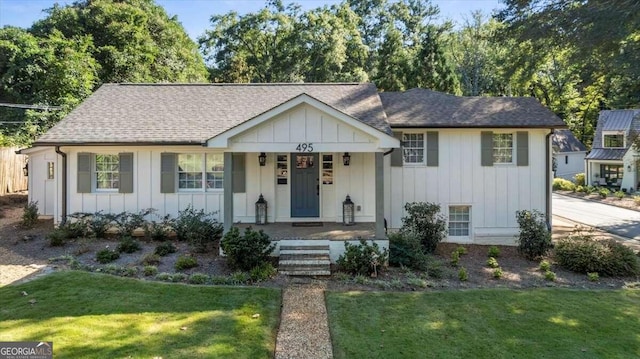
[275, 280, 333, 359]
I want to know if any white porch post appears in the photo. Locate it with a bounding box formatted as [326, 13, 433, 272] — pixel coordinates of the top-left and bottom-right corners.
[223, 152, 233, 233]
[375, 152, 385, 239]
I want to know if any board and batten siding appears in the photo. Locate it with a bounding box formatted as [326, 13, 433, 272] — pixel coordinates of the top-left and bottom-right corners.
[385, 128, 550, 244]
[64, 147, 224, 222]
[553, 152, 586, 181]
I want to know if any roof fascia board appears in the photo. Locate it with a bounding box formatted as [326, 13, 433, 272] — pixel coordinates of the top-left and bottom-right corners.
[390, 124, 567, 129]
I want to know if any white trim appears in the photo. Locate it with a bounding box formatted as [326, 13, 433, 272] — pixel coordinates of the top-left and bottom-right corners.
[206, 94, 399, 150]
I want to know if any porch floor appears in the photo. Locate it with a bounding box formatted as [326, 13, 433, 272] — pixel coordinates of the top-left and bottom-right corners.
[234, 222, 376, 240]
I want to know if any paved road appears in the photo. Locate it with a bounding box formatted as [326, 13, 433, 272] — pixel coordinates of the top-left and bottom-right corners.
[553, 193, 640, 240]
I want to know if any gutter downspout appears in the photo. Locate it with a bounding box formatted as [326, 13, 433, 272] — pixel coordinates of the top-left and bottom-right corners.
[383, 148, 394, 156]
[55, 146, 67, 225]
[546, 129, 554, 231]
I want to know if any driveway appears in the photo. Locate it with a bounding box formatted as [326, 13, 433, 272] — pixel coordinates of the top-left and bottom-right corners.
[553, 193, 640, 240]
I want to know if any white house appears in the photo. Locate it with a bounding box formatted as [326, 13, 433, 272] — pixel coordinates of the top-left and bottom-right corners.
[22, 83, 565, 260]
[551, 129, 587, 181]
[585, 109, 640, 192]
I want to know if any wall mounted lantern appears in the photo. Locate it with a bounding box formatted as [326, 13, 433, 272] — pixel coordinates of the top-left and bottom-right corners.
[22, 161, 28, 177]
[255, 194, 267, 225]
[628, 164, 632, 172]
[342, 152, 351, 166]
[258, 152, 267, 166]
[342, 195, 355, 226]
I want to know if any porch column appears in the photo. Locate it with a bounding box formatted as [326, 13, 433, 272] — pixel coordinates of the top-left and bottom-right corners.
[223, 152, 233, 233]
[375, 152, 385, 239]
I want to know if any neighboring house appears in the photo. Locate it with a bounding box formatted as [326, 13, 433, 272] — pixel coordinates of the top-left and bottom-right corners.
[585, 109, 640, 191]
[22, 84, 564, 258]
[551, 129, 587, 181]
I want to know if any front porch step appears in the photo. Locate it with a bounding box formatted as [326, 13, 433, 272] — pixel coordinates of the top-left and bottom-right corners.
[278, 244, 331, 276]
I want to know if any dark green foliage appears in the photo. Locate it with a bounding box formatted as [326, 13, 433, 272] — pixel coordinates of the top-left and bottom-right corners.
[47, 219, 89, 246]
[388, 232, 429, 270]
[140, 253, 161, 266]
[117, 236, 141, 254]
[172, 206, 223, 253]
[516, 210, 553, 260]
[249, 263, 277, 282]
[554, 229, 640, 277]
[20, 201, 39, 229]
[337, 238, 389, 276]
[175, 255, 198, 271]
[154, 242, 177, 257]
[188, 273, 210, 285]
[96, 249, 120, 264]
[47, 228, 68, 247]
[221, 227, 275, 271]
[114, 209, 150, 237]
[401, 202, 447, 253]
[87, 211, 114, 239]
[488, 246, 501, 258]
[144, 214, 172, 241]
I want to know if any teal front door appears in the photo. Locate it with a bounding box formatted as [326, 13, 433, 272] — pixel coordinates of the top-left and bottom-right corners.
[291, 153, 319, 217]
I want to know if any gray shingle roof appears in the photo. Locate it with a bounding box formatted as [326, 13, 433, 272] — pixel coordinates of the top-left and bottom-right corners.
[585, 148, 628, 160]
[552, 129, 587, 153]
[34, 83, 390, 145]
[590, 109, 640, 149]
[380, 88, 566, 128]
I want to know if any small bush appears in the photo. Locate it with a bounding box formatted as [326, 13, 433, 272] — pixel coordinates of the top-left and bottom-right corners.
[145, 214, 173, 241]
[553, 178, 575, 191]
[337, 238, 389, 276]
[188, 273, 210, 285]
[48, 228, 68, 247]
[140, 253, 161, 266]
[221, 227, 275, 271]
[425, 259, 444, 279]
[492, 267, 503, 279]
[117, 236, 141, 253]
[172, 206, 223, 253]
[488, 246, 500, 258]
[573, 173, 585, 186]
[458, 267, 468, 281]
[102, 264, 122, 275]
[121, 266, 138, 277]
[154, 241, 177, 256]
[171, 273, 187, 282]
[544, 270, 556, 281]
[539, 259, 551, 272]
[388, 232, 429, 270]
[87, 211, 114, 238]
[554, 228, 640, 276]
[20, 201, 39, 229]
[114, 209, 151, 237]
[456, 246, 467, 256]
[575, 185, 585, 193]
[230, 271, 251, 284]
[143, 265, 158, 276]
[211, 275, 235, 285]
[401, 202, 447, 253]
[486, 257, 499, 268]
[406, 276, 428, 288]
[155, 272, 172, 281]
[614, 190, 625, 200]
[249, 262, 277, 282]
[450, 250, 460, 267]
[175, 255, 198, 270]
[598, 188, 610, 199]
[96, 249, 120, 264]
[634, 195, 640, 206]
[587, 272, 599, 282]
[516, 210, 553, 260]
[585, 185, 596, 194]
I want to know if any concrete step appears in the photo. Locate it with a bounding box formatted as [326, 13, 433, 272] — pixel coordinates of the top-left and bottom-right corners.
[279, 259, 330, 266]
[279, 245, 329, 251]
[279, 270, 332, 276]
[280, 249, 330, 256]
[278, 244, 331, 276]
[279, 253, 330, 261]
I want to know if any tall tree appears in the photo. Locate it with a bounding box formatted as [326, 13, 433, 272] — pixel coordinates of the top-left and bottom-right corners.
[412, 27, 459, 93]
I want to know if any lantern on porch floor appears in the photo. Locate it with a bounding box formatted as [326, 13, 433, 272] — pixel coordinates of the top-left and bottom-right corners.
[343, 195, 355, 226]
[255, 194, 268, 225]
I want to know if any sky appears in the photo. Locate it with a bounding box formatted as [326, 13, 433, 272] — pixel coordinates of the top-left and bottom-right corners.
[0, 0, 503, 41]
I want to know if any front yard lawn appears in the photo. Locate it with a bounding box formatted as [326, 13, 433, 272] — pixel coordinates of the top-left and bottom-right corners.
[327, 289, 640, 358]
[0, 271, 281, 358]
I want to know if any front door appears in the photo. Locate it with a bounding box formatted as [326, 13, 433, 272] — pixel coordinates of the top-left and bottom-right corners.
[291, 153, 319, 217]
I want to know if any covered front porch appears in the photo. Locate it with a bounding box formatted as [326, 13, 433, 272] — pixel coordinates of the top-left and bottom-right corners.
[235, 221, 376, 240]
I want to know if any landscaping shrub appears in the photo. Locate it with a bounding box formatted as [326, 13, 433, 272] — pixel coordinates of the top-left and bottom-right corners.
[458, 267, 468, 281]
[456, 246, 467, 256]
[585, 185, 596, 194]
[172, 206, 223, 252]
[539, 259, 551, 272]
[121, 266, 138, 277]
[634, 195, 640, 206]
[598, 188, 610, 198]
[587, 272, 599, 282]
[96, 249, 120, 264]
[492, 267, 503, 279]
[575, 185, 585, 193]
[545, 270, 556, 281]
[87, 211, 114, 238]
[154, 241, 177, 256]
[155, 272, 172, 281]
[140, 253, 161, 266]
[48, 228, 68, 247]
[249, 262, 277, 282]
[573, 173, 585, 186]
[516, 210, 553, 260]
[486, 257, 499, 268]
[450, 250, 460, 267]
[554, 228, 640, 276]
[614, 190, 625, 199]
[188, 273, 210, 285]
[337, 238, 389, 276]
[552, 178, 575, 191]
[425, 259, 444, 279]
[400, 202, 447, 253]
[114, 209, 151, 237]
[488, 245, 500, 258]
[143, 265, 158, 276]
[388, 232, 429, 270]
[175, 255, 198, 270]
[145, 214, 173, 241]
[117, 236, 141, 253]
[171, 273, 187, 282]
[20, 201, 39, 229]
[221, 226, 275, 271]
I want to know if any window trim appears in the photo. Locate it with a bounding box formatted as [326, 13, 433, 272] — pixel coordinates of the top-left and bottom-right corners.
[492, 132, 515, 165]
[602, 132, 625, 149]
[448, 205, 471, 237]
[402, 132, 426, 165]
[176, 153, 224, 192]
[94, 154, 119, 192]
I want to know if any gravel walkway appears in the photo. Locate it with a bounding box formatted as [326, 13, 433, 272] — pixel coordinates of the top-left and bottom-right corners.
[275, 279, 333, 359]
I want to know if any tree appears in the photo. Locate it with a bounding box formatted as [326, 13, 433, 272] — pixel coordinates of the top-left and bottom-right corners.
[412, 27, 459, 93]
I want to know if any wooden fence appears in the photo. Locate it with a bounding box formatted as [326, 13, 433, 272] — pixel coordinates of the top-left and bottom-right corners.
[0, 147, 28, 195]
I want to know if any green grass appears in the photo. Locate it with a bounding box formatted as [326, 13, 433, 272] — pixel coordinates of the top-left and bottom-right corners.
[0, 271, 281, 358]
[327, 289, 640, 358]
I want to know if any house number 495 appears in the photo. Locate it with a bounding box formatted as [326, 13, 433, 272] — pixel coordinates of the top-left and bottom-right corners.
[296, 143, 313, 152]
